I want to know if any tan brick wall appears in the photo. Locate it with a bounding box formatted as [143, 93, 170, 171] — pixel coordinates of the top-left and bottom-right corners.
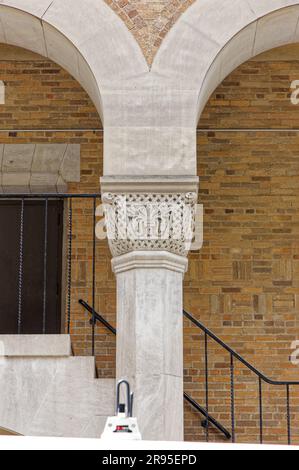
[104, 0, 195, 64]
[184, 44, 299, 444]
[0, 45, 101, 130]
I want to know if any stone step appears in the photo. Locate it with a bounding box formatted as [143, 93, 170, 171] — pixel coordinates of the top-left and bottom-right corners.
[0, 364, 115, 438]
[0, 337, 115, 438]
[0, 335, 72, 357]
[0, 335, 97, 380]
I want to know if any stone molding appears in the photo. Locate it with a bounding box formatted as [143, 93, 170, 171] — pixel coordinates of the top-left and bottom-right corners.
[112, 250, 188, 275]
[0, 335, 71, 357]
[100, 176, 199, 194]
[0, 143, 80, 193]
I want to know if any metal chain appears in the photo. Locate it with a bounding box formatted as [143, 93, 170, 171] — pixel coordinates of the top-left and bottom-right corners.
[17, 199, 25, 335]
[67, 198, 73, 334]
[42, 198, 48, 334]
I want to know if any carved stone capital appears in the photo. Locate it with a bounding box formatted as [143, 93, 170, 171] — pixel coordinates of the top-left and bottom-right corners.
[100, 177, 199, 257]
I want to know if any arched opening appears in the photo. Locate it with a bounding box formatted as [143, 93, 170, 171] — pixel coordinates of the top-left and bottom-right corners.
[0, 4, 104, 119]
[153, 2, 299, 122]
[184, 42, 299, 444]
[0, 42, 117, 376]
[196, 5, 299, 120]
[0, 0, 146, 401]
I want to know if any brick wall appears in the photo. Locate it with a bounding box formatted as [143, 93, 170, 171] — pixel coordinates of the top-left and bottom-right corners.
[184, 44, 299, 444]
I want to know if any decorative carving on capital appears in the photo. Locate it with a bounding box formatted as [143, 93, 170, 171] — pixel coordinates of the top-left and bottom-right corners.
[101, 192, 197, 257]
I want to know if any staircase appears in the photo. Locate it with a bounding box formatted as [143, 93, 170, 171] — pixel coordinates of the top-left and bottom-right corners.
[80, 300, 299, 445]
[0, 335, 114, 437]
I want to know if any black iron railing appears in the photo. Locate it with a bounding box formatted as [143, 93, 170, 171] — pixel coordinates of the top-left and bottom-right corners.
[79, 299, 231, 440]
[0, 193, 100, 341]
[183, 392, 231, 439]
[80, 299, 299, 445]
[183, 309, 299, 445]
[79, 299, 116, 335]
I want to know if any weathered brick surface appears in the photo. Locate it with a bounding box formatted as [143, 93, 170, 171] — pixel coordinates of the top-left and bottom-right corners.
[104, 0, 195, 64]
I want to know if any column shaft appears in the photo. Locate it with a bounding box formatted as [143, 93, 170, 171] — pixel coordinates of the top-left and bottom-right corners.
[113, 251, 187, 441]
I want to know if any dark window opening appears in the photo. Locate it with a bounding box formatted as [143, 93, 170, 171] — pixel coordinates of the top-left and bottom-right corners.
[0, 200, 64, 334]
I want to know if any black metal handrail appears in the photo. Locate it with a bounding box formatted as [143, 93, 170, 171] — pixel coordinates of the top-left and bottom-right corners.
[183, 309, 299, 445]
[79, 299, 116, 335]
[80, 299, 299, 445]
[183, 392, 231, 440]
[183, 310, 299, 386]
[79, 299, 231, 440]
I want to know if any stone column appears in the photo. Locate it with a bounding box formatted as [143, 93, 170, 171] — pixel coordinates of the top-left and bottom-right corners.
[100, 177, 199, 441]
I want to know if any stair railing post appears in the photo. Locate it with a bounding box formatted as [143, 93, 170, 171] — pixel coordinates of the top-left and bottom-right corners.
[286, 384, 291, 445]
[230, 353, 235, 443]
[204, 332, 209, 442]
[258, 377, 263, 445]
[92, 197, 97, 357]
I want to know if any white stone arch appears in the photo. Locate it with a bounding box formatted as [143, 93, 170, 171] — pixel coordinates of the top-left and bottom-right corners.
[0, 0, 148, 123]
[152, 0, 299, 124]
